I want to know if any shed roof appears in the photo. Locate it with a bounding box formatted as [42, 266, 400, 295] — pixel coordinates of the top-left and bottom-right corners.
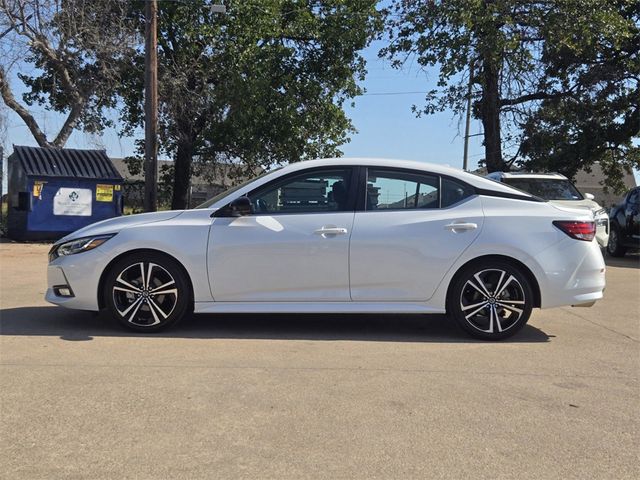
[11, 145, 122, 180]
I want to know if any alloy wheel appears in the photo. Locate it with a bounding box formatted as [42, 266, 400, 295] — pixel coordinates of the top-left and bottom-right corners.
[459, 268, 526, 334]
[112, 262, 178, 327]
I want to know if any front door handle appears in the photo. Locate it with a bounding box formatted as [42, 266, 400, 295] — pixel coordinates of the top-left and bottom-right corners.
[314, 226, 348, 237]
[445, 222, 478, 232]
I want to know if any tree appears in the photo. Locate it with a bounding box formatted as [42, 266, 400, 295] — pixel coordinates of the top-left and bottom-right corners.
[519, 1, 639, 193]
[0, 0, 135, 147]
[381, 0, 637, 173]
[118, 0, 381, 209]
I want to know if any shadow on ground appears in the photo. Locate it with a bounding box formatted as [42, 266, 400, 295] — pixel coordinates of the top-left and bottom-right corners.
[605, 253, 640, 270]
[0, 306, 550, 343]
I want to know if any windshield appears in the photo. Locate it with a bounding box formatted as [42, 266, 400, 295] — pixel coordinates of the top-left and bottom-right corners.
[195, 168, 281, 209]
[503, 178, 583, 201]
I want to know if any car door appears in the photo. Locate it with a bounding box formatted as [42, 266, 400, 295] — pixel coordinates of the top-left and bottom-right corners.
[208, 167, 356, 302]
[349, 168, 483, 302]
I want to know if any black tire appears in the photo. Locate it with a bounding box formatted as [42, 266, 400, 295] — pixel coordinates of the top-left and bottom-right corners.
[448, 259, 534, 340]
[103, 252, 191, 332]
[606, 224, 627, 257]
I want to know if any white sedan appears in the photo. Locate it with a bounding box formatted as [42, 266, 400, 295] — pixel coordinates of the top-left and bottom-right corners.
[46, 158, 606, 340]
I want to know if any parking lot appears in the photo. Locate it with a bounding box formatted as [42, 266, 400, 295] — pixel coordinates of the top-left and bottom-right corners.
[0, 241, 638, 479]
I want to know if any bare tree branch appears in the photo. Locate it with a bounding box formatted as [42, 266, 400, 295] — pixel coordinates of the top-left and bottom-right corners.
[0, 65, 49, 146]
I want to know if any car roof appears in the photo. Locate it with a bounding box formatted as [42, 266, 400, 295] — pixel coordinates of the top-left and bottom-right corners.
[278, 158, 528, 196]
[488, 171, 568, 180]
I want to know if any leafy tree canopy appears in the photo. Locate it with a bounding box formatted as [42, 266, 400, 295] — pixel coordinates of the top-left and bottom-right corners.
[118, 0, 382, 208]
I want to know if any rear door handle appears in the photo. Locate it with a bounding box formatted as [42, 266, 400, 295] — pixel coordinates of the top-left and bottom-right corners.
[445, 222, 477, 232]
[314, 226, 348, 236]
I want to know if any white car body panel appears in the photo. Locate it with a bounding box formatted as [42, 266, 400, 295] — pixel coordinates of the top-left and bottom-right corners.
[349, 196, 484, 301]
[45, 158, 606, 318]
[208, 212, 354, 301]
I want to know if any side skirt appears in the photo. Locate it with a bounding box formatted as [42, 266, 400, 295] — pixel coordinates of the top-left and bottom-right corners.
[193, 302, 446, 315]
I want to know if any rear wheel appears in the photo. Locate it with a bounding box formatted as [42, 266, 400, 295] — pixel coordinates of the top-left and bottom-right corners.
[607, 224, 627, 257]
[104, 252, 191, 332]
[449, 260, 534, 340]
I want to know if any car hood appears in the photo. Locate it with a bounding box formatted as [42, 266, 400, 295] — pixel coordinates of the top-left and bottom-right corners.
[55, 210, 185, 244]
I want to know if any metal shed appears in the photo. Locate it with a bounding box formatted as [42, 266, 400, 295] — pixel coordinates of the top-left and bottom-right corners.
[7, 146, 123, 240]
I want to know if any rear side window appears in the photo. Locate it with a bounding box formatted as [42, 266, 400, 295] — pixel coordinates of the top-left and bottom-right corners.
[503, 178, 582, 200]
[366, 169, 439, 210]
[441, 178, 475, 207]
[365, 169, 475, 210]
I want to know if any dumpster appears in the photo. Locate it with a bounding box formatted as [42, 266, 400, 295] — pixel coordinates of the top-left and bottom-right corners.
[7, 145, 123, 241]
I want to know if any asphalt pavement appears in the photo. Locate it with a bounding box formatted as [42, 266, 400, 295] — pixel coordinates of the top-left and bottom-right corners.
[1, 242, 638, 479]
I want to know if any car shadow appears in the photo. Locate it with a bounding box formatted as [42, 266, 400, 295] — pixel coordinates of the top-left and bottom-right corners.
[605, 253, 639, 269]
[0, 306, 550, 343]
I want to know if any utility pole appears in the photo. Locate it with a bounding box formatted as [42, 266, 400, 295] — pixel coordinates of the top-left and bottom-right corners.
[462, 62, 474, 172]
[144, 0, 158, 212]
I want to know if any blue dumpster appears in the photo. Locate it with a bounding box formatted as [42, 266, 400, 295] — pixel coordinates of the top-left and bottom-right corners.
[7, 146, 124, 241]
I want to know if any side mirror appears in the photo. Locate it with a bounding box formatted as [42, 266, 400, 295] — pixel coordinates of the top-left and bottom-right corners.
[584, 193, 595, 200]
[213, 196, 253, 217]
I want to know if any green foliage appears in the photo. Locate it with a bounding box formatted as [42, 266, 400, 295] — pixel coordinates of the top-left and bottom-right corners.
[382, 0, 640, 180]
[519, 1, 639, 193]
[0, 0, 136, 146]
[118, 0, 382, 208]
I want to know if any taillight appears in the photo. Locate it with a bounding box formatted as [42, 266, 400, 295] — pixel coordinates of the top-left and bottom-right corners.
[553, 221, 596, 241]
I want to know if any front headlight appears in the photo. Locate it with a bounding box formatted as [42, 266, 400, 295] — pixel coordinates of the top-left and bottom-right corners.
[49, 234, 115, 262]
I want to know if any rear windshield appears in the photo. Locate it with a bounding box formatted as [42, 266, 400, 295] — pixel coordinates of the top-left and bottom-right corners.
[503, 178, 583, 201]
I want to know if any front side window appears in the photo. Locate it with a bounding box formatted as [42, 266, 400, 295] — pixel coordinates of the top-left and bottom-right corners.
[250, 168, 352, 214]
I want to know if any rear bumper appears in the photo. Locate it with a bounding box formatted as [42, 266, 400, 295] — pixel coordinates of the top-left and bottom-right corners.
[536, 238, 606, 309]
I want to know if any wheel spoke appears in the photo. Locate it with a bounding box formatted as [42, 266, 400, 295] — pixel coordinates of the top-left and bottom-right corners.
[467, 280, 489, 299]
[472, 273, 493, 298]
[494, 275, 515, 298]
[117, 296, 143, 317]
[493, 305, 503, 332]
[139, 262, 147, 289]
[113, 285, 141, 295]
[487, 304, 495, 333]
[465, 303, 488, 320]
[148, 297, 170, 320]
[145, 299, 162, 325]
[150, 280, 175, 293]
[151, 288, 178, 297]
[115, 275, 142, 293]
[493, 270, 506, 296]
[127, 299, 144, 324]
[497, 302, 523, 316]
[146, 263, 158, 291]
[461, 300, 487, 312]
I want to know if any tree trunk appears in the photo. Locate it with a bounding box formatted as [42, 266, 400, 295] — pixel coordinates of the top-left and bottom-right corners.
[172, 140, 193, 209]
[480, 55, 505, 172]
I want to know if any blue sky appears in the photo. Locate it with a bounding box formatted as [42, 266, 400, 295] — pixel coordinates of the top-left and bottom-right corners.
[2, 39, 636, 190]
[2, 40, 485, 179]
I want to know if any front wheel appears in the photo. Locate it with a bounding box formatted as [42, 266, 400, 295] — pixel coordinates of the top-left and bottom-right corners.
[448, 260, 534, 340]
[104, 253, 191, 332]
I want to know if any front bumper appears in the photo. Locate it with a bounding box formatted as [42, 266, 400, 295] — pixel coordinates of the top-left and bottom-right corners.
[45, 247, 108, 311]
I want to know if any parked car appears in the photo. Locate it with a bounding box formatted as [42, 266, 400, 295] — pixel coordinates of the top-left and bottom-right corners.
[46, 158, 605, 340]
[607, 186, 640, 257]
[485, 172, 609, 249]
